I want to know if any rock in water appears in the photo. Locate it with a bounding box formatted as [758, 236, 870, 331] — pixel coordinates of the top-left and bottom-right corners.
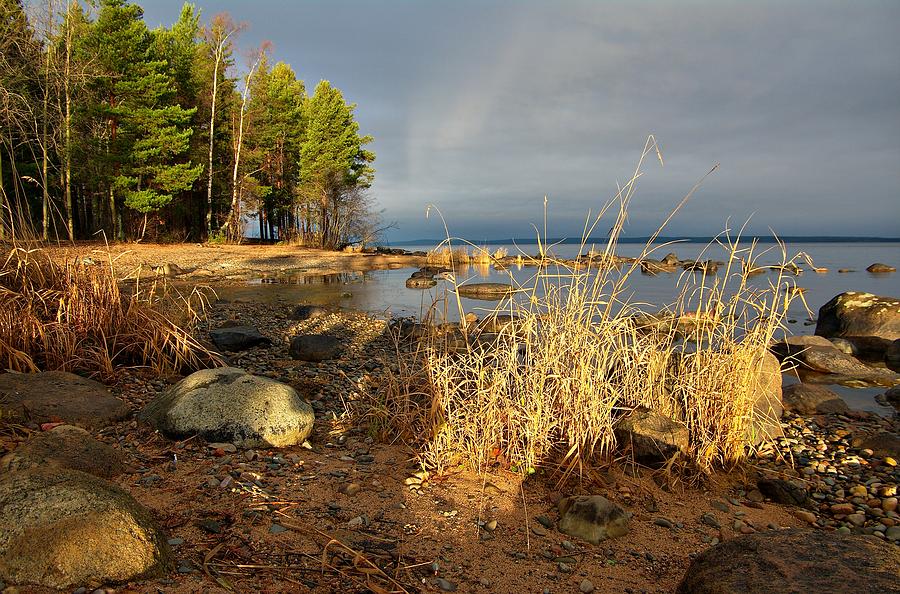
[0, 469, 171, 589]
[208, 325, 272, 352]
[455, 282, 513, 300]
[781, 384, 849, 415]
[289, 334, 342, 362]
[289, 304, 328, 321]
[614, 407, 689, 464]
[0, 425, 127, 478]
[405, 276, 438, 289]
[676, 529, 900, 594]
[866, 263, 896, 273]
[815, 292, 900, 342]
[140, 367, 314, 448]
[0, 371, 129, 430]
[557, 495, 629, 544]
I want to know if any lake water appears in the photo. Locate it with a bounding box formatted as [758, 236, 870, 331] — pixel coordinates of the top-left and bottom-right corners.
[219, 241, 899, 413]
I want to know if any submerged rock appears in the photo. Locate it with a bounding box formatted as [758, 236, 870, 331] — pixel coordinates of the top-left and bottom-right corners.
[815, 292, 900, 342]
[0, 425, 128, 478]
[557, 495, 629, 544]
[0, 468, 171, 589]
[0, 371, 129, 430]
[676, 529, 900, 594]
[140, 367, 314, 448]
[405, 276, 437, 289]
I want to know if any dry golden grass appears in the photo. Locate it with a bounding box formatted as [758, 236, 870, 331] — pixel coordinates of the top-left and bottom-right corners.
[0, 245, 222, 380]
[368, 138, 801, 477]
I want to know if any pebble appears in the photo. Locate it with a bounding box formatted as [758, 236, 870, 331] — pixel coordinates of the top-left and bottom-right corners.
[485, 519, 497, 531]
[532, 524, 548, 536]
[435, 578, 457, 592]
[580, 579, 595, 593]
[269, 524, 287, 534]
[654, 518, 674, 529]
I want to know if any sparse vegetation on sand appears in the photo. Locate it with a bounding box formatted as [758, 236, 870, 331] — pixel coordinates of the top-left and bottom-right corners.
[0, 245, 221, 379]
[371, 138, 802, 476]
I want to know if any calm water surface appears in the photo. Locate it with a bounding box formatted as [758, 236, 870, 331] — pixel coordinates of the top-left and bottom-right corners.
[220, 241, 899, 413]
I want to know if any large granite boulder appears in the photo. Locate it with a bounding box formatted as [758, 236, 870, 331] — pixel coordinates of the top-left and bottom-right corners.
[140, 367, 314, 448]
[0, 469, 171, 589]
[769, 334, 837, 359]
[815, 292, 900, 342]
[0, 372, 129, 429]
[0, 425, 128, 478]
[676, 529, 900, 594]
[557, 495, 629, 545]
[781, 383, 849, 415]
[208, 325, 272, 352]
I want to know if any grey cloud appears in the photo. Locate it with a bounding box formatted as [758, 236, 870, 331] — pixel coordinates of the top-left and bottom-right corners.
[140, 0, 900, 240]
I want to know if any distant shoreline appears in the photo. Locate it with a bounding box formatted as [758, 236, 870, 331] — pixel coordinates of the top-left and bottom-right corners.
[386, 236, 900, 246]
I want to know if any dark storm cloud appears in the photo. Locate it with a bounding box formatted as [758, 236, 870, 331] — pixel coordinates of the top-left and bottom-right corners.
[140, 0, 900, 240]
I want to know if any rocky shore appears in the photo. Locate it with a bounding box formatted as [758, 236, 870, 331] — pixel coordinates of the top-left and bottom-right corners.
[1, 251, 898, 593]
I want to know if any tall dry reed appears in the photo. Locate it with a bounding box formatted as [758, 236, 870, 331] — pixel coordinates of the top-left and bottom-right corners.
[0, 246, 222, 379]
[368, 138, 800, 476]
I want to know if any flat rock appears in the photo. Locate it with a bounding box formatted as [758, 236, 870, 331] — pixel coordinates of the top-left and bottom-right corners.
[781, 383, 849, 415]
[0, 425, 128, 478]
[866, 263, 896, 273]
[815, 291, 900, 342]
[0, 468, 171, 589]
[140, 367, 314, 448]
[208, 325, 271, 352]
[289, 334, 342, 362]
[557, 495, 629, 544]
[676, 529, 900, 594]
[0, 372, 129, 429]
[769, 334, 836, 359]
[757, 478, 808, 506]
[455, 282, 514, 300]
[791, 345, 899, 383]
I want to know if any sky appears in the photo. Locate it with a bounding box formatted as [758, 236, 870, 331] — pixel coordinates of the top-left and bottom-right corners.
[138, 0, 900, 241]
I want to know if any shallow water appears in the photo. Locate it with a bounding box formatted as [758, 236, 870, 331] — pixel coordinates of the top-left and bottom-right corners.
[215, 241, 899, 414]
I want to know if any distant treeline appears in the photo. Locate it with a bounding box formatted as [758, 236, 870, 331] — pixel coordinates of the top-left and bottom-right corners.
[389, 236, 900, 246]
[0, 0, 377, 246]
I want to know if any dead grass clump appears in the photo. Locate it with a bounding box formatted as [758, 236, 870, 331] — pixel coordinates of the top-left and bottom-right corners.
[369, 137, 800, 476]
[0, 247, 222, 379]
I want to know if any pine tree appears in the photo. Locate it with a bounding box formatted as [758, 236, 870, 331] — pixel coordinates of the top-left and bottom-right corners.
[299, 80, 374, 248]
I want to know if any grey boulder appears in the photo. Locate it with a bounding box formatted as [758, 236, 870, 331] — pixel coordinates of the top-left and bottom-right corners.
[208, 325, 272, 351]
[815, 291, 900, 342]
[557, 495, 629, 544]
[140, 367, 314, 448]
[290, 334, 342, 362]
[781, 383, 849, 415]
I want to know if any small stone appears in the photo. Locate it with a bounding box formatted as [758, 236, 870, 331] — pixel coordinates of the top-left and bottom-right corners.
[654, 518, 674, 529]
[199, 519, 222, 534]
[269, 524, 287, 534]
[794, 510, 817, 524]
[580, 579, 595, 593]
[885, 457, 897, 467]
[532, 524, 548, 536]
[208, 442, 237, 453]
[883, 497, 898, 513]
[435, 577, 457, 592]
[167, 537, 184, 546]
[846, 513, 866, 527]
[701, 513, 721, 529]
[339, 482, 362, 496]
[485, 519, 497, 531]
[535, 515, 553, 528]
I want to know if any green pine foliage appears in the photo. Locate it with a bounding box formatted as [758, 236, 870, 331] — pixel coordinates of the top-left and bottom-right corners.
[0, 0, 376, 245]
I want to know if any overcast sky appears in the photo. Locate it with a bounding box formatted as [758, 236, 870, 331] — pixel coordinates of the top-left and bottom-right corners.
[140, 0, 900, 241]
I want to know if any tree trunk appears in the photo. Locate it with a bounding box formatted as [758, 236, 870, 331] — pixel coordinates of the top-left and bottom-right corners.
[64, 7, 74, 241]
[206, 46, 221, 237]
